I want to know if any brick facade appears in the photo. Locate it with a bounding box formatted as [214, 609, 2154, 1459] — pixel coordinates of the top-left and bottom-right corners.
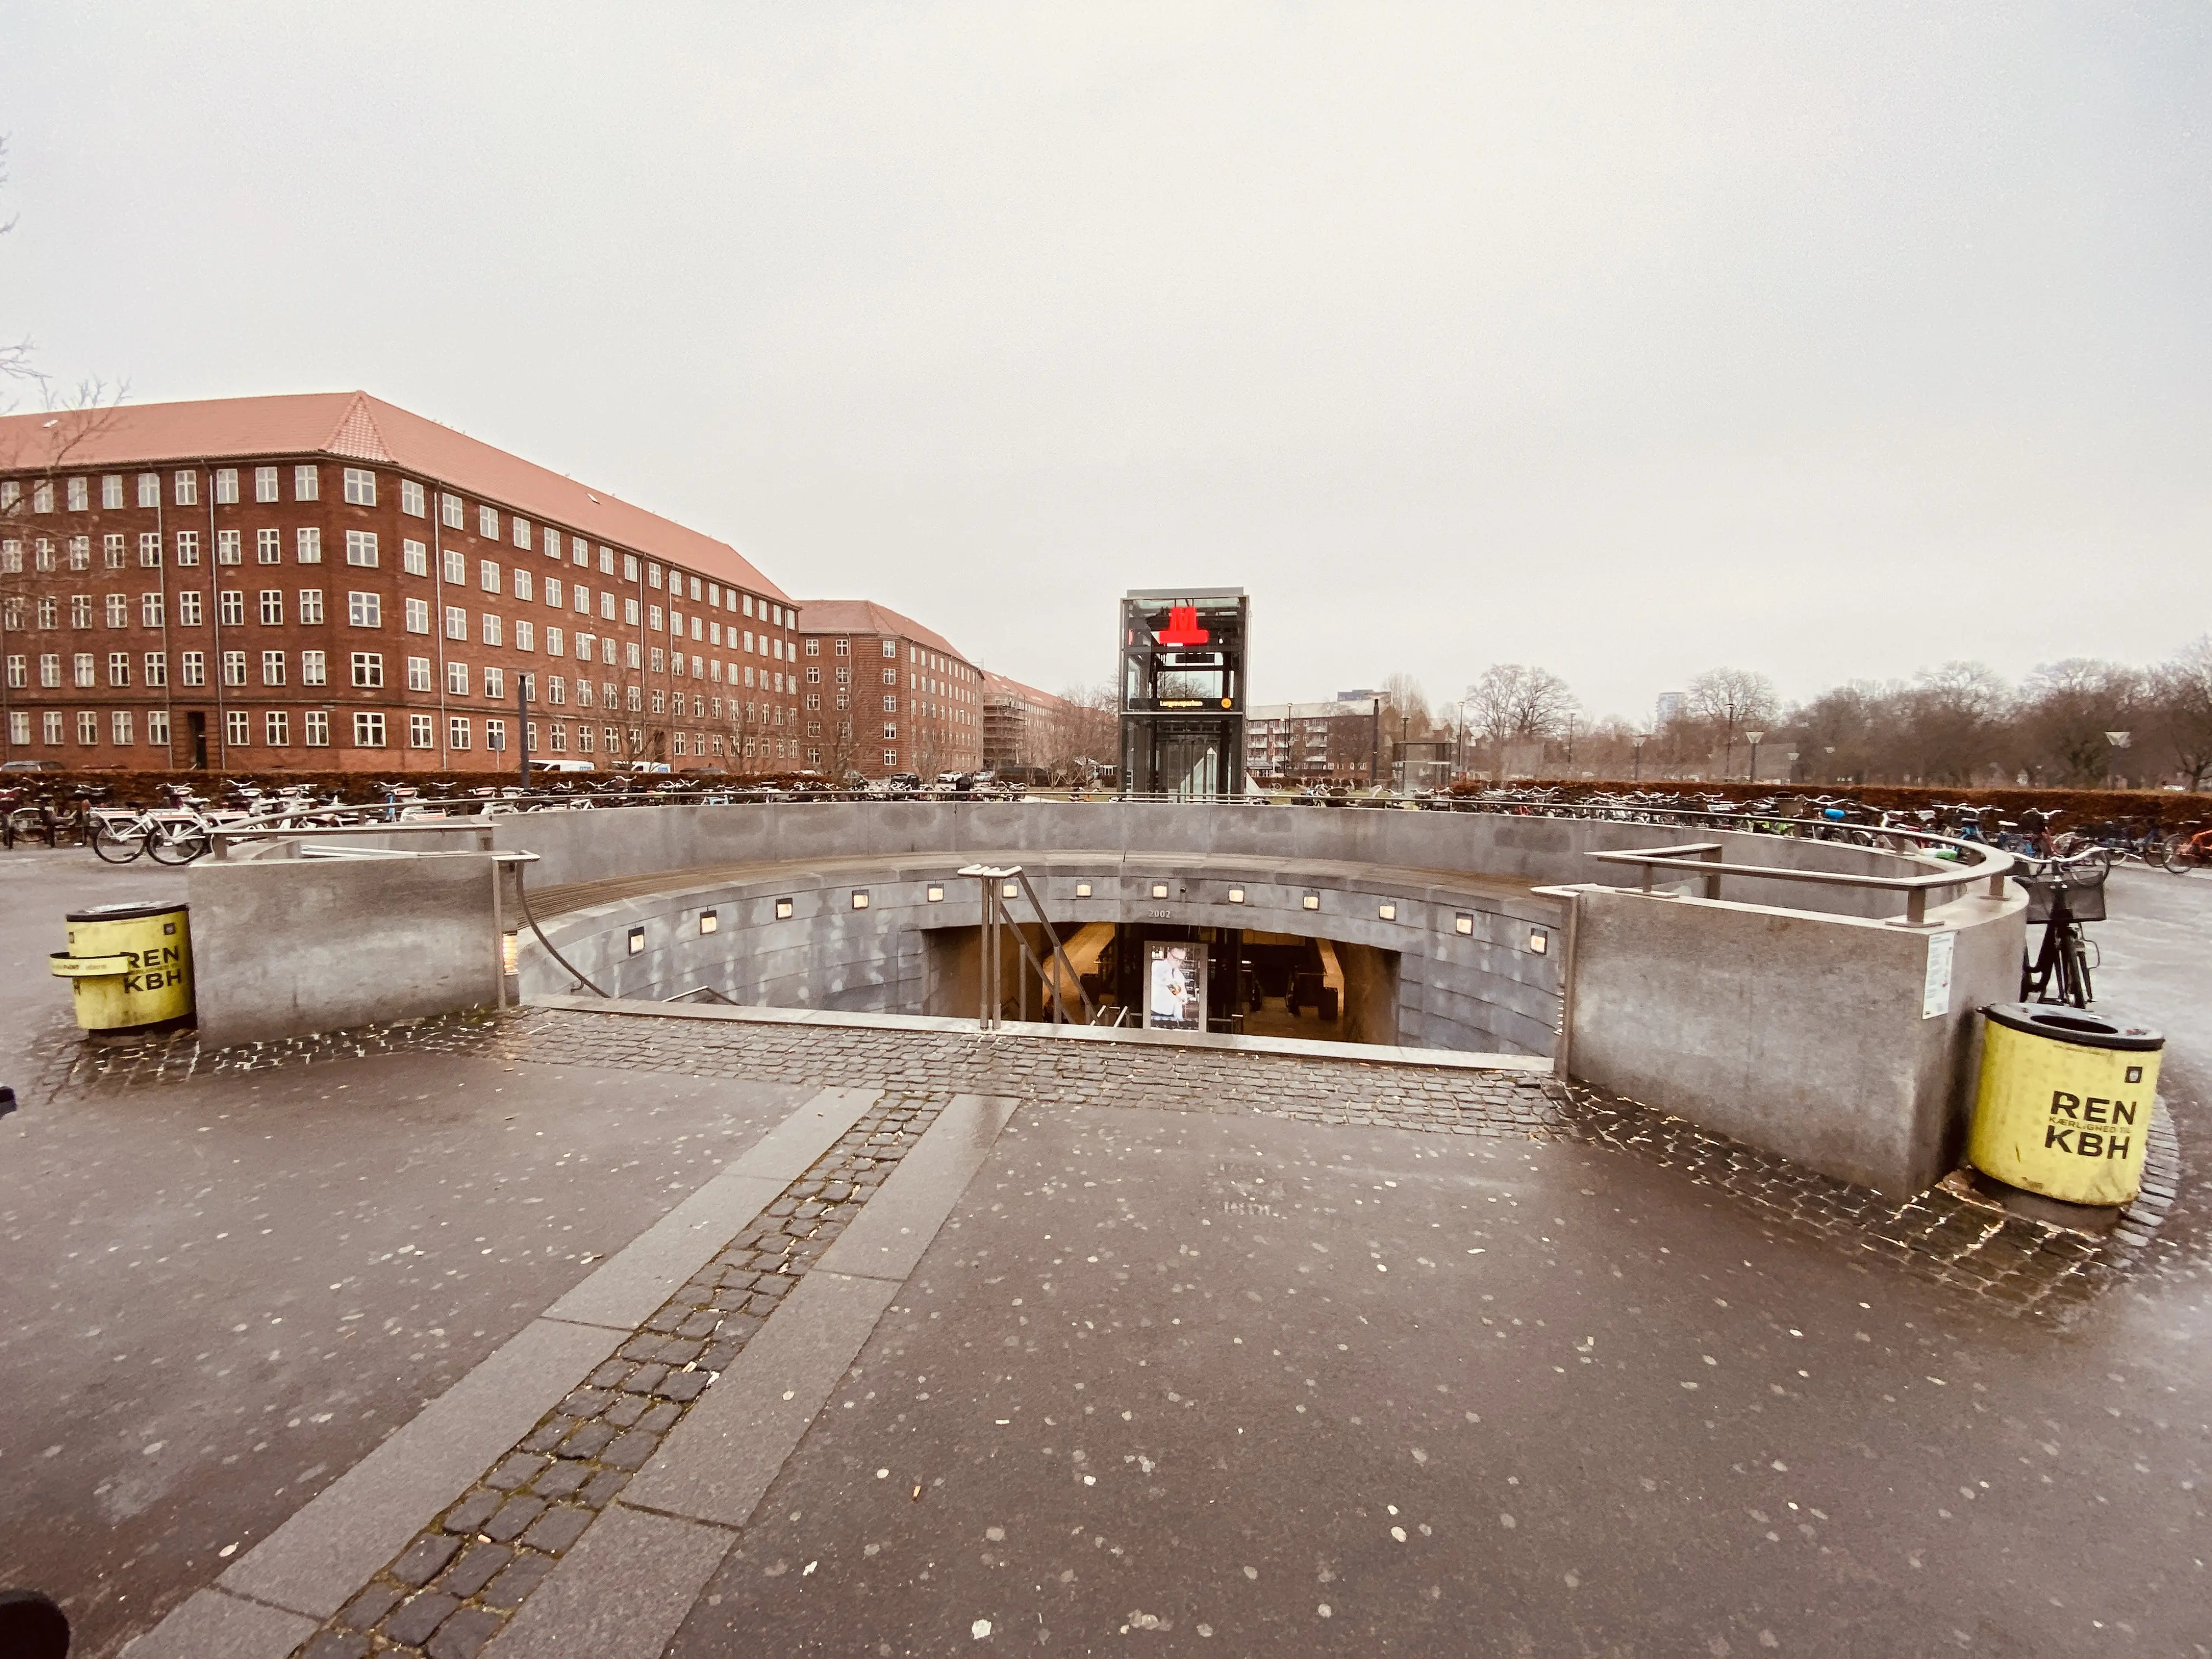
[795, 600, 982, 779]
[0, 394, 804, 774]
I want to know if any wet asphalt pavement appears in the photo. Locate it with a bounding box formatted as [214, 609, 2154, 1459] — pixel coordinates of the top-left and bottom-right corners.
[2, 850, 2209, 1657]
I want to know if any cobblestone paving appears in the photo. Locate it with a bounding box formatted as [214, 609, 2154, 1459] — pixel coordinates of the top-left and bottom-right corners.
[53, 1007, 2183, 1325]
[292, 1090, 946, 1658]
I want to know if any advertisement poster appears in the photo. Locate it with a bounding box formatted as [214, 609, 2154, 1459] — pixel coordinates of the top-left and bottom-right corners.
[1144, 942, 1207, 1032]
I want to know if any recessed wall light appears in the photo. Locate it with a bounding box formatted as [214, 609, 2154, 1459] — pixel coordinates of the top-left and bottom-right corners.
[1378, 901, 1397, 921]
[1454, 913, 1475, 936]
[1528, 928, 1549, 955]
[1151, 882, 1170, 900]
[1075, 881, 1092, 899]
[1002, 881, 1019, 899]
[774, 897, 794, 920]
[699, 910, 719, 934]
[627, 925, 646, 955]
[850, 890, 870, 911]
[1302, 892, 1321, 911]
[1227, 886, 1246, 905]
[926, 884, 945, 903]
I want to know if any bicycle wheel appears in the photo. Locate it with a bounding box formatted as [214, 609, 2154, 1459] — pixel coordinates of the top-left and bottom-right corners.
[2064, 847, 2112, 883]
[146, 824, 211, 865]
[2159, 833, 2200, 875]
[90, 818, 146, 864]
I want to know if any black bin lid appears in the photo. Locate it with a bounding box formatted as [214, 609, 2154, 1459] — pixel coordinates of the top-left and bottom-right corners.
[1984, 1001, 2163, 1052]
[65, 901, 189, 925]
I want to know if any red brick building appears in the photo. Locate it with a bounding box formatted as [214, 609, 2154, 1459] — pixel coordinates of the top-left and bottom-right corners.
[794, 600, 982, 779]
[0, 392, 803, 773]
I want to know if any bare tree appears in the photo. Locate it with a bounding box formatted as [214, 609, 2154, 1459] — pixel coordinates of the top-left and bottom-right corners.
[1686, 667, 1778, 778]
[2012, 659, 2143, 786]
[1464, 664, 1575, 746]
[2148, 636, 2212, 791]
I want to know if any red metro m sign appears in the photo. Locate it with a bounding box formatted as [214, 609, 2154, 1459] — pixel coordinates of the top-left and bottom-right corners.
[1156, 604, 1211, 647]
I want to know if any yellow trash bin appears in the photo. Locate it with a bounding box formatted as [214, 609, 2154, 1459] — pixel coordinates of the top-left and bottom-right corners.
[1967, 1002, 2162, 1207]
[49, 901, 194, 1032]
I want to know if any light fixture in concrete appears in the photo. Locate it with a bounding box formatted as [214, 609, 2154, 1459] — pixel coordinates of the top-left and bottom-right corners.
[627, 925, 645, 955]
[1302, 892, 1321, 910]
[850, 890, 870, 910]
[1227, 886, 1246, 904]
[926, 884, 945, 903]
[1075, 881, 1093, 898]
[699, 910, 719, 935]
[1152, 882, 1170, 899]
[1378, 901, 1397, 921]
[1455, 913, 1475, 935]
[1002, 881, 1019, 899]
[1528, 928, 1549, 954]
[774, 897, 794, 920]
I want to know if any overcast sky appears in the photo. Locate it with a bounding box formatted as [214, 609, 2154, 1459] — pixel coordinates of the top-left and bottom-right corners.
[5, 4, 2207, 720]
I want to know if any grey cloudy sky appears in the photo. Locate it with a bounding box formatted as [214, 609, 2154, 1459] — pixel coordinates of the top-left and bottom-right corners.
[5, 3, 2207, 720]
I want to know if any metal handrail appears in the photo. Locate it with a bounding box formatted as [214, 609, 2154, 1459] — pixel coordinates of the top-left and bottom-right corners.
[958, 862, 1097, 1030]
[210, 820, 497, 859]
[1585, 827, 2016, 927]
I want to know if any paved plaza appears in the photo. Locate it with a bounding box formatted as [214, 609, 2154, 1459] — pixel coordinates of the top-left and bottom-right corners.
[3, 850, 2209, 1657]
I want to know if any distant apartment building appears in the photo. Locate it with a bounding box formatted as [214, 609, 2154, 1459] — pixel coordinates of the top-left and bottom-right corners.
[0, 392, 802, 772]
[981, 671, 1079, 773]
[795, 600, 983, 778]
[1245, 692, 1384, 783]
[1655, 690, 1686, 726]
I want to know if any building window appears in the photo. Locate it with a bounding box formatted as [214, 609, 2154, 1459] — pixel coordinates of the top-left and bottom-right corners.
[214, 468, 239, 504]
[37, 597, 58, 628]
[477, 505, 497, 539]
[103, 534, 125, 569]
[3, 655, 20, 689]
[302, 650, 326, 685]
[348, 591, 382, 627]
[403, 713, 432, 748]
[217, 590, 245, 627]
[101, 475, 123, 509]
[299, 589, 325, 625]
[512, 517, 531, 549]
[78, 710, 100, 746]
[884, 723, 898, 740]
[351, 651, 383, 688]
[257, 528, 281, 564]
[265, 710, 290, 746]
[222, 650, 247, 686]
[402, 539, 428, 576]
[65, 537, 91, 571]
[181, 651, 206, 686]
[443, 493, 465, 529]
[486, 719, 506, 753]
[42, 710, 62, 744]
[147, 709, 170, 746]
[354, 711, 387, 747]
[304, 710, 330, 747]
[256, 466, 279, 503]
[174, 471, 199, 507]
[225, 710, 250, 748]
[346, 531, 378, 567]
[447, 660, 470, 696]
[546, 627, 564, 657]
[478, 558, 500, 594]
[442, 546, 466, 584]
[107, 651, 129, 686]
[262, 650, 286, 686]
[138, 532, 161, 567]
[69, 652, 94, 687]
[104, 594, 128, 627]
[216, 529, 241, 566]
[577, 724, 594, 754]
[408, 656, 433, 692]
[144, 651, 167, 686]
[515, 619, 535, 652]
[258, 590, 284, 625]
[343, 467, 376, 506]
[548, 674, 566, 706]
[175, 531, 200, 566]
[884, 749, 898, 766]
[295, 465, 319, 501]
[550, 723, 568, 753]
[513, 568, 533, 602]
[444, 605, 466, 640]
[445, 715, 470, 751]
[296, 527, 322, 563]
[881, 639, 896, 658]
[401, 479, 426, 517]
[404, 597, 430, 634]
[485, 665, 505, 701]
[481, 613, 503, 647]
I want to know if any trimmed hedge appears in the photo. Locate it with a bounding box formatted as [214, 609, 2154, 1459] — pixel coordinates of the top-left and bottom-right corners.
[1445, 779, 2208, 830]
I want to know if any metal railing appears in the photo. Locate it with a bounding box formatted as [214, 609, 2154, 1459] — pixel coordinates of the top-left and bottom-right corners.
[959, 863, 1098, 1031]
[1585, 826, 2017, 927]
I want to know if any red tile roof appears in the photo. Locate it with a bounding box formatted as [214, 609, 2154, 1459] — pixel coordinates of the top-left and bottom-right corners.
[983, 669, 1073, 710]
[0, 391, 786, 600]
[797, 600, 970, 664]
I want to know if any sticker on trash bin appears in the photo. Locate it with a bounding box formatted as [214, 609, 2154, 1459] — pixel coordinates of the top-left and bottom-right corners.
[1921, 930, 1956, 1019]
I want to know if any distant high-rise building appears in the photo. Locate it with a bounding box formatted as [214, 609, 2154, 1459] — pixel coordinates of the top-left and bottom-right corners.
[1655, 690, 1686, 726]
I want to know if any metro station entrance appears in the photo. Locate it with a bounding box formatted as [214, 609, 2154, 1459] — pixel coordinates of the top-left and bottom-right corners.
[1118, 588, 1249, 798]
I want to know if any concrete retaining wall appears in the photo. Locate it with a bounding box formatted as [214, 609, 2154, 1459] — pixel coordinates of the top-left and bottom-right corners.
[1561, 883, 2027, 1194]
[481, 801, 1933, 922]
[189, 853, 509, 1049]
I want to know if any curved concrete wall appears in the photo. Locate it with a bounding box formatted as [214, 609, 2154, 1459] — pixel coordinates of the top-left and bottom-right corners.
[519, 850, 1564, 1056]
[487, 800, 1936, 921]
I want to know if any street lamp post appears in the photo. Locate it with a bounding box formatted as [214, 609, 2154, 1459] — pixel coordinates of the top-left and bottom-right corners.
[1630, 732, 1647, 782]
[2106, 730, 2131, 789]
[1823, 744, 1836, 783]
[1744, 730, 1764, 785]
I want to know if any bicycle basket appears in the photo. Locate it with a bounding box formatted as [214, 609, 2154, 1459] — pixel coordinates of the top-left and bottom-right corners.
[2011, 861, 2108, 924]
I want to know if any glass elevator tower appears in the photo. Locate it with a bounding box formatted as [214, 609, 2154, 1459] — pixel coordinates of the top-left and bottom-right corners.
[1118, 588, 1249, 798]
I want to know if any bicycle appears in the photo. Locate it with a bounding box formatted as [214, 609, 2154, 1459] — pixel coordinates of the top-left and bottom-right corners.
[2014, 854, 2106, 1008]
[2158, 821, 2212, 876]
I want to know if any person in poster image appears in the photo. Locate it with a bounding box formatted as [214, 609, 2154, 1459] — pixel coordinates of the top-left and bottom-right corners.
[1150, 945, 1192, 1028]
